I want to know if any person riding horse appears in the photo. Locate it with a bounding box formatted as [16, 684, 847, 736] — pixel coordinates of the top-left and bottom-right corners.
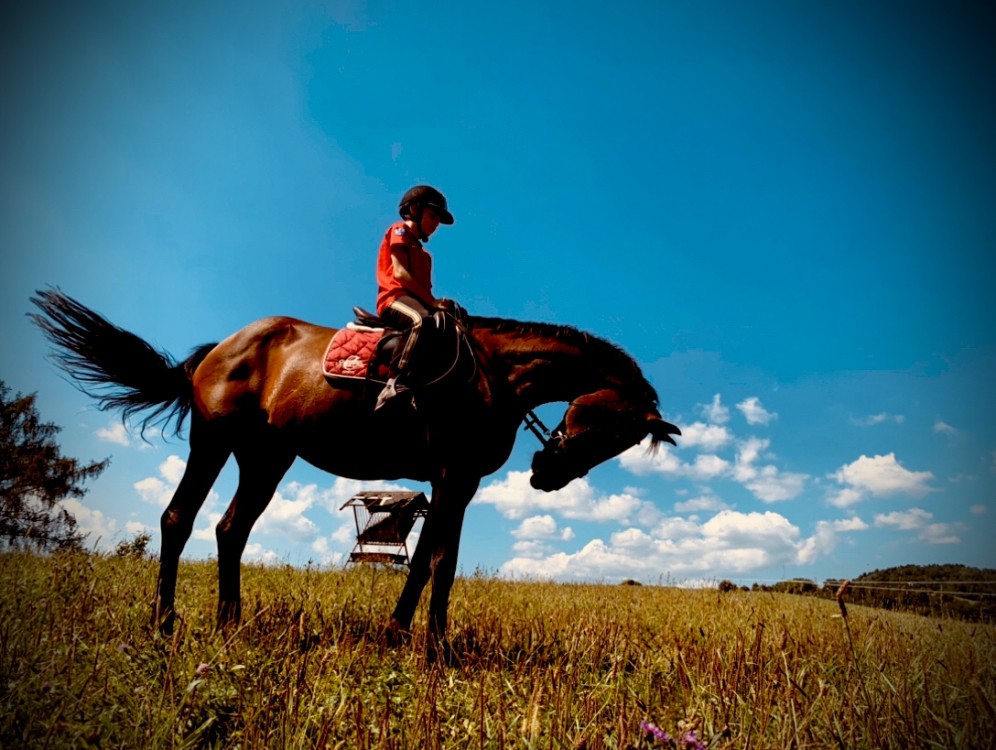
[374, 185, 459, 409]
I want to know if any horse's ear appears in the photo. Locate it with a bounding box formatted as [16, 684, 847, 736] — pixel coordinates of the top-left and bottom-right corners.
[646, 415, 681, 446]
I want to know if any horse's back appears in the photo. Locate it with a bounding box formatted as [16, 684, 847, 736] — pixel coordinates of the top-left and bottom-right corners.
[192, 316, 337, 421]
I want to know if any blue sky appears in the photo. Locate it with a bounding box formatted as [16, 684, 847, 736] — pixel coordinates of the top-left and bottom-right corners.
[2, 1, 994, 585]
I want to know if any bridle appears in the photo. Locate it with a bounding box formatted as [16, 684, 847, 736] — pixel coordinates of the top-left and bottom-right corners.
[522, 409, 564, 449]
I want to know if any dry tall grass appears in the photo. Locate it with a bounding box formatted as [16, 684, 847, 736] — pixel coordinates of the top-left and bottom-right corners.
[1, 551, 993, 748]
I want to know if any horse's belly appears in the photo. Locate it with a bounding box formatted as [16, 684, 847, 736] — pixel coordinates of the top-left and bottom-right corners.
[289, 403, 436, 482]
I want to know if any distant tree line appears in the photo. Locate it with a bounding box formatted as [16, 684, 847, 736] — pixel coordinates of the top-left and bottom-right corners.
[719, 565, 996, 622]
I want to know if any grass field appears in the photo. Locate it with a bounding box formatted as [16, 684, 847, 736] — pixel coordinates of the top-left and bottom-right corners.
[1, 551, 993, 749]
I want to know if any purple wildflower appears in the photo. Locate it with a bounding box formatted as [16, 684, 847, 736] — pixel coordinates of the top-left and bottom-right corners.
[640, 720, 672, 744]
[195, 662, 210, 676]
[680, 730, 706, 750]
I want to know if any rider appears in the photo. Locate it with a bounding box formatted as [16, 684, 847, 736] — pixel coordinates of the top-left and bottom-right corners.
[374, 185, 455, 407]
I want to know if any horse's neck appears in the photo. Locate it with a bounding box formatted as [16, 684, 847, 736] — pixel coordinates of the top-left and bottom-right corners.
[475, 322, 616, 410]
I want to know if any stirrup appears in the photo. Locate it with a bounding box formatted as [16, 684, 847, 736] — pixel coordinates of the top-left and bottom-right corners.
[374, 378, 398, 411]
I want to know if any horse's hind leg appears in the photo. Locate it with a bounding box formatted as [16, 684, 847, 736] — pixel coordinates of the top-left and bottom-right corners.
[215, 442, 295, 629]
[153, 418, 230, 635]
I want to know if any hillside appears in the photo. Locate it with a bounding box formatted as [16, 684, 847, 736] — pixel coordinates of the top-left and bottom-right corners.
[1, 551, 994, 748]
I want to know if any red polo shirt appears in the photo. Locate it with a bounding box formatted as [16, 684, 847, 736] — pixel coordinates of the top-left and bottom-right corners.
[376, 221, 433, 313]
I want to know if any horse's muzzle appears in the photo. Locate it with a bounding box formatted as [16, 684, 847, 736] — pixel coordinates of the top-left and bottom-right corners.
[529, 448, 584, 492]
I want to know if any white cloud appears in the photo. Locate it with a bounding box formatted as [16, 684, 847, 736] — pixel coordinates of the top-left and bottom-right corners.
[733, 437, 806, 503]
[732, 437, 769, 481]
[96, 421, 130, 446]
[124, 520, 152, 537]
[701, 394, 730, 424]
[674, 491, 728, 513]
[797, 517, 869, 564]
[243, 542, 281, 564]
[618, 441, 731, 480]
[62, 498, 118, 550]
[851, 413, 904, 427]
[830, 453, 934, 507]
[737, 397, 777, 425]
[680, 422, 733, 451]
[827, 487, 864, 509]
[499, 509, 842, 582]
[512, 514, 574, 541]
[874, 508, 933, 530]
[970, 504, 988, 515]
[744, 465, 807, 503]
[918, 523, 962, 545]
[252, 482, 321, 541]
[872, 510, 963, 545]
[134, 476, 171, 507]
[309, 537, 345, 566]
[134, 455, 220, 509]
[933, 420, 958, 436]
[478, 471, 647, 523]
[160, 455, 187, 484]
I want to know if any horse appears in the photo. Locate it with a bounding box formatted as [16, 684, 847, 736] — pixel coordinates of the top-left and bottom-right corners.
[30, 289, 680, 660]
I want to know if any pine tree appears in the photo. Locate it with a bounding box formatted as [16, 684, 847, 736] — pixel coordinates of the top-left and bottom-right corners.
[0, 381, 108, 550]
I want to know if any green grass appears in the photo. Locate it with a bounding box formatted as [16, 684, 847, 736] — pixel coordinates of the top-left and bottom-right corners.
[1, 551, 994, 749]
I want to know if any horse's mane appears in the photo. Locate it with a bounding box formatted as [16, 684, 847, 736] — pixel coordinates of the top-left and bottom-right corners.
[469, 316, 659, 409]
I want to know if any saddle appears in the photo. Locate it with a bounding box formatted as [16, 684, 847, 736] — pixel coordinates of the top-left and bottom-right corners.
[322, 307, 476, 401]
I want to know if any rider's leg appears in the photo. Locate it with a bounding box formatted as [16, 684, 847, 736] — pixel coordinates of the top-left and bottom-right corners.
[376, 295, 431, 409]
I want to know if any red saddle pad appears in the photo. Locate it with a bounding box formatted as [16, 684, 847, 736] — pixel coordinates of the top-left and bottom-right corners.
[322, 326, 386, 381]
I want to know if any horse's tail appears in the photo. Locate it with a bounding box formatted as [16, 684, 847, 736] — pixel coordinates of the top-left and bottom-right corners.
[30, 289, 217, 437]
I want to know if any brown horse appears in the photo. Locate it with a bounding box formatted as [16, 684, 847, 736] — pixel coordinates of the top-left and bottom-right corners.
[31, 289, 679, 658]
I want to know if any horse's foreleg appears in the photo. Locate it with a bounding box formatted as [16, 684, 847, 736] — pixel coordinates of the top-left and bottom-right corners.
[153, 436, 230, 635]
[215, 446, 293, 630]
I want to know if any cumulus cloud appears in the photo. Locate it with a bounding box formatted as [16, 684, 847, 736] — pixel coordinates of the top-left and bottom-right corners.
[243, 542, 281, 564]
[918, 523, 962, 545]
[252, 481, 322, 541]
[499, 509, 854, 582]
[96, 421, 130, 446]
[134, 455, 208, 508]
[733, 437, 806, 503]
[478, 471, 648, 523]
[701, 394, 730, 424]
[618, 441, 730, 480]
[679, 422, 733, 451]
[308, 537, 345, 566]
[62, 498, 118, 550]
[873, 508, 963, 544]
[874, 508, 933, 530]
[674, 490, 729, 513]
[797, 517, 869, 564]
[737, 397, 777, 425]
[512, 514, 574, 541]
[829, 453, 934, 507]
[743, 465, 807, 503]
[620, 434, 805, 504]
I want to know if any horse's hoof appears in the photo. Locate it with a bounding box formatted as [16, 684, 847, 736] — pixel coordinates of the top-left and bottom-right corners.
[152, 607, 176, 636]
[426, 638, 458, 667]
[384, 619, 411, 648]
[216, 600, 242, 632]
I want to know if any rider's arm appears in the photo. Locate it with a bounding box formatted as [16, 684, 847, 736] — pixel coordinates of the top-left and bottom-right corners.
[390, 249, 439, 308]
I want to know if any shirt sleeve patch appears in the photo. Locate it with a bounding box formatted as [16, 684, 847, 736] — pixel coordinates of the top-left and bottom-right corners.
[393, 226, 407, 236]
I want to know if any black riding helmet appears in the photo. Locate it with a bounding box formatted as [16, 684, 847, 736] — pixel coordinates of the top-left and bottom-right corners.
[399, 185, 454, 225]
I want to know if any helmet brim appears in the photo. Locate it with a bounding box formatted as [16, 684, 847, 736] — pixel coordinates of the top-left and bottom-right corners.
[430, 205, 454, 224]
